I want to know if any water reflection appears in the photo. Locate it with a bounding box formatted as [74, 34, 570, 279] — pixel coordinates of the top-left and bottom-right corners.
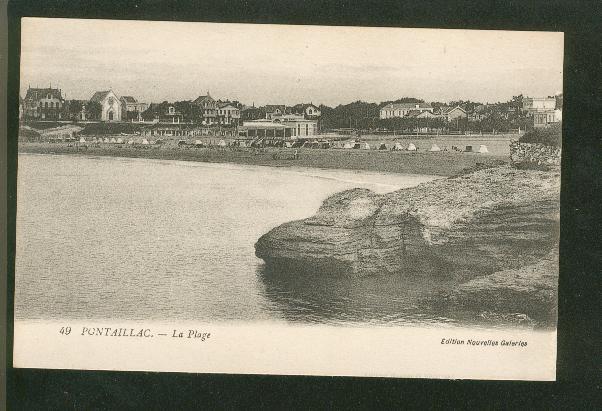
[257, 263, 462, 326]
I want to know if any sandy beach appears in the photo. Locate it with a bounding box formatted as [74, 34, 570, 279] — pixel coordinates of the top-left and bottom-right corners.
[18, 142, 508, 177]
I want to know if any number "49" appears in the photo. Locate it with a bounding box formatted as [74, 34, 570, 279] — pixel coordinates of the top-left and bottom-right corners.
[59, 326, 71, 335]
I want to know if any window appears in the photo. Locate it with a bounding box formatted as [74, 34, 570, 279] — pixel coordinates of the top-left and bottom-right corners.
[45, 102, 48, 108]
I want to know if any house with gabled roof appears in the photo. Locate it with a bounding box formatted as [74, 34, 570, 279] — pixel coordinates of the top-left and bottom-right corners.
[90, 89, 122, 121]
[440, 105, 467, 122]
[406, 109, 439, 119]
[263, 104, 289, 119]
[120, 96, 149, 122]
[291, 103, 321, 119]
[193, 92, 218, 125]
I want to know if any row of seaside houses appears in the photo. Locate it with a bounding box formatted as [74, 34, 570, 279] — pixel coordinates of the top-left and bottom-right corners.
[19, 86, 322, 134]
[379, 97, 562, 128]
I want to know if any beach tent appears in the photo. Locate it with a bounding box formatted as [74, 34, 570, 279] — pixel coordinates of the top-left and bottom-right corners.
[128, 139, 134, 145]
[407, 143, 417, 151]
[110, 138, 117, 143]
[393, 142, 404, 151]
[79, 137, 86, 143]
[478, 145, 489, 153]
[194, 140, 204, 146]
[142, 139, 149, 145]
[116, 138, 124, 144]
[363, 142, 371, 150]
[429, 144, 441, 152]
[218, 139, 227, 147]
[284, 141, 293, 148]
[103, 138, 110, 143]
[343, 141, 354, 149]
[379, 143, 388, 150]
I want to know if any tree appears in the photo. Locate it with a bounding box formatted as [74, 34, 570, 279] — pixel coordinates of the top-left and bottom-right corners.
[319, 100, 379, 130]
[68, 100, 82, 115]
[86, 101, 102, 120]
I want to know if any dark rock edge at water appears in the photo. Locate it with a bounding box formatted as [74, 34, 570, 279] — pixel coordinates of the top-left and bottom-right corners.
[255, 165, 560, 326]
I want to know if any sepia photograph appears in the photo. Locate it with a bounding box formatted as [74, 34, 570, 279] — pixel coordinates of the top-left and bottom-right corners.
[12, 17, 563, 380]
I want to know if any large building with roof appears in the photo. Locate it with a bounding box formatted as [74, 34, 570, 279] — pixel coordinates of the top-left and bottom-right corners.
[379, 102, 433, 119]
[193, 92, 219, 125]
[120, 96, 149, 122]
[217, 102, 241, 125]
[239, 115, 318, 140]
[22, 86, 65, 120]
[90, 90, 122, 121]
[291, 103, 321, 119]
[523, 97, 561, 128]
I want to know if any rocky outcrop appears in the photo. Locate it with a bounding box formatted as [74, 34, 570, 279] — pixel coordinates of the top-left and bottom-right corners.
[255, 166, 560, 279]
[510, 141, 561, 170]
[444, 249, 559, 325]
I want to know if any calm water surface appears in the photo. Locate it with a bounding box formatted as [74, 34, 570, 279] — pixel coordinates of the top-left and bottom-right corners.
[16, 153, 480, 326]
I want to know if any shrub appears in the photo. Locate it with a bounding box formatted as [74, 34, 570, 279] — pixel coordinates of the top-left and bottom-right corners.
[519, 123, 562, 147]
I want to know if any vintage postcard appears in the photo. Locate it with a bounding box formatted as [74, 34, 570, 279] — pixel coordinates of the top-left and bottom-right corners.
[13, 18, 562, 380]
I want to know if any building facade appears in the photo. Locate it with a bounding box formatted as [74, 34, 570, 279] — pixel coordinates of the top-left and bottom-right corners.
[90, 90, 122, 121]
[440, 106, 467, 122]
[264, 105, 289, 119]
[241, 106, 266, 121]
[120, 96, 149, 122]
[218, 103, 241, 125]
[379, 102, 433, 119]
[159, 105, 184, 123]
[524, 97, 561, 128]
[22, 86, 65, 120]
[193, 93, 218, 125]
[292, 103, 321, 119]
[240, 116, 318, 139]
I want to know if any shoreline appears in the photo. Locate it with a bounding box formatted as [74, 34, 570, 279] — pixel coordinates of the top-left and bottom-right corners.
[18, 142, 508, 177]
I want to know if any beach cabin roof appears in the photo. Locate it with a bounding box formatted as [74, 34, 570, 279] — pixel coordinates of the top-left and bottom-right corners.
[429, 144, 441, 152]
[407, 143, 417, 151]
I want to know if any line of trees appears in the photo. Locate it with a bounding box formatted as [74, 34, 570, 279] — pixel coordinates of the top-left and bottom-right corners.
[318, 95, 538, 133]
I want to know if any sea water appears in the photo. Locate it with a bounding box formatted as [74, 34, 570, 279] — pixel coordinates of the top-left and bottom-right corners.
[15, 153, 482, 326]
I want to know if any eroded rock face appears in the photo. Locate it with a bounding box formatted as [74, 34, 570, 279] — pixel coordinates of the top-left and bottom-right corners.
[444, 249, 559, 324]
[255, 166, 560, 279]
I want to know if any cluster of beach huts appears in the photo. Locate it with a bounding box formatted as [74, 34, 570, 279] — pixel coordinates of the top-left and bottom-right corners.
[292, 139, 489, 153]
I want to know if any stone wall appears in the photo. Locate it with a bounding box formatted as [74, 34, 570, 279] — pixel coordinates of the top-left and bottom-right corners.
[510, 141, 561, 170]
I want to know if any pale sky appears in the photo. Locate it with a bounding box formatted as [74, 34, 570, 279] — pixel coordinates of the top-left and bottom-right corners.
[20, 18, 564, 106]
